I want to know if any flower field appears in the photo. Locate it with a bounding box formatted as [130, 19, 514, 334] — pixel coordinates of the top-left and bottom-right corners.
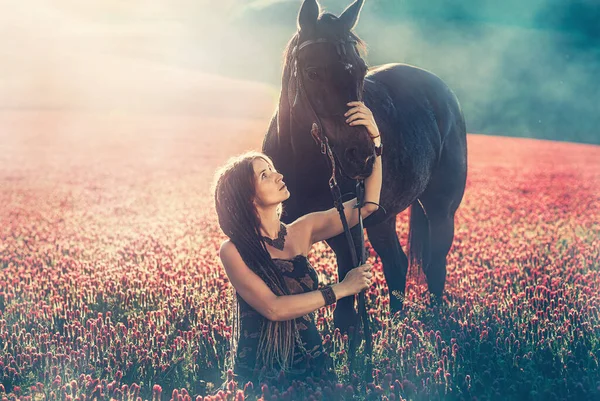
[0, 111, 599, 401]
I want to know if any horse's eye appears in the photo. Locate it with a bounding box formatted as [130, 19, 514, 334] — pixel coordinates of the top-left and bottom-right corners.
[306, 69, 319, 81]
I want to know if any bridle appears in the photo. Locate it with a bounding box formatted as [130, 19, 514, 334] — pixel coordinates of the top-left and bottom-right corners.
[289, 35, 365, 136]
[289, 33, 374, 380]
[289, 34, 366, 187]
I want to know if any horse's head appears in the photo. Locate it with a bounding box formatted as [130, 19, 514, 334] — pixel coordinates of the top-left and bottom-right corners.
[287, 0, 374, 180]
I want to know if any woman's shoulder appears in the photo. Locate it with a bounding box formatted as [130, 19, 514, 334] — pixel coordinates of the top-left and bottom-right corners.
[219, 239, 239, 260]
[286, 218, 313, 254]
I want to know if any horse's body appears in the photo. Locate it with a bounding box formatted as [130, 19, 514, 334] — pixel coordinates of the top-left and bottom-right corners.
[263, 0, 467, 332]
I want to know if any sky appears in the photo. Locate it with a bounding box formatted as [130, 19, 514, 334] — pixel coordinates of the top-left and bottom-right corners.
[0, 0, 275, 118]
[1, 0, 598, 143]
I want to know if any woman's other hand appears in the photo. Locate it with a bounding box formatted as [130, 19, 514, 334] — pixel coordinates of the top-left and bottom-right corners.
[345, 101, 381, 145]
[340, 263, 373, 296]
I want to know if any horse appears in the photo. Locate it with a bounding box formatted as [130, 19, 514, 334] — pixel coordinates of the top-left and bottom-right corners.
[262, 0, 468, 333]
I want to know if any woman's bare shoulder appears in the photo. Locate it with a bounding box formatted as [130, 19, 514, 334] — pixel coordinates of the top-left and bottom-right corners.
[219, 239, 237, 258]
[219, 240, 247, 276]
[286, 218, 312, 255]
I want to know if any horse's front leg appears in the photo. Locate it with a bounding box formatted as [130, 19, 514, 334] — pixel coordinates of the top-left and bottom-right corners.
[325, 225, 364, 334]
[366, 214, 408, 314]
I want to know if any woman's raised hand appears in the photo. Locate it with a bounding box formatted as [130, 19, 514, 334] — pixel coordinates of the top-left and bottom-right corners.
[345, 101, 381, 145]
[340, 263, 373, 296]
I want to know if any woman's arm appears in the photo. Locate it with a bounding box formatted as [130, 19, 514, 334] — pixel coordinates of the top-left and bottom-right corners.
[298, 157, 381, 245]
[220, 241, 370, 322]
[295, 102, 383, 245]
[220, 240, 349, 321]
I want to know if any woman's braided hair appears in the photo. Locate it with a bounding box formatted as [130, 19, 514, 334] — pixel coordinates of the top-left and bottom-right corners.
[213, 151, 305, 378]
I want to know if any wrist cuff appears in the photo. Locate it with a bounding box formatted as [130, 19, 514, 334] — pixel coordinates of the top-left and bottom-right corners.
[319, 285, 337, 306]
[374, 143, 383, 156]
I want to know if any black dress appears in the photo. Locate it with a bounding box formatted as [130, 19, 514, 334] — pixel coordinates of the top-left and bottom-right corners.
[233, 254, 337, 386]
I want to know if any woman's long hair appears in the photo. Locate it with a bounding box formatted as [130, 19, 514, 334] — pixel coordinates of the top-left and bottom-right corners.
[213, 151, 305, 379]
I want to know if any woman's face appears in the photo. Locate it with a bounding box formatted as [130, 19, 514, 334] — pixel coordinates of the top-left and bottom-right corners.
[252, 157, 290, 208]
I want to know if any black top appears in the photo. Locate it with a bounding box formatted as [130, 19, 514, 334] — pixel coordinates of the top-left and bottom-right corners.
[233, 254, 336, 385]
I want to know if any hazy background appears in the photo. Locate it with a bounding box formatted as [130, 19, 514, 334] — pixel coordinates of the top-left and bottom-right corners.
[1, 0, 599, 144]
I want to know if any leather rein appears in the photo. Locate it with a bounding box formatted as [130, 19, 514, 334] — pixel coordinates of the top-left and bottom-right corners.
[289, 34, 373, 380]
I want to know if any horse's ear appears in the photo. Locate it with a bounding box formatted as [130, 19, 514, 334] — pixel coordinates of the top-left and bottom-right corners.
[338, 0, 364, 31]
[297, 0, 320, 33]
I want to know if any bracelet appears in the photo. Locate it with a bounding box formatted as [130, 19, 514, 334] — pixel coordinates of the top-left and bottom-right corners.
[319, 285, 337, 306]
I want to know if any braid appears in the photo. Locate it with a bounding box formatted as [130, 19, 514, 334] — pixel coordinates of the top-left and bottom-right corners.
[213, 151, 307, 377]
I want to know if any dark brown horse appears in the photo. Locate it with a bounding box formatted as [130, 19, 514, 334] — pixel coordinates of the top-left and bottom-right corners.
[263, 0, 467, 333]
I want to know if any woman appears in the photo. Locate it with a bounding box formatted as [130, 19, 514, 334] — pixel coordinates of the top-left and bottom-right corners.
[213, 101, 383, 388]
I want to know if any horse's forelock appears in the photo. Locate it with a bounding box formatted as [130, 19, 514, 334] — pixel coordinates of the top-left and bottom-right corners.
[278, 25, 367, 116]
[302, 18, 368, 64]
